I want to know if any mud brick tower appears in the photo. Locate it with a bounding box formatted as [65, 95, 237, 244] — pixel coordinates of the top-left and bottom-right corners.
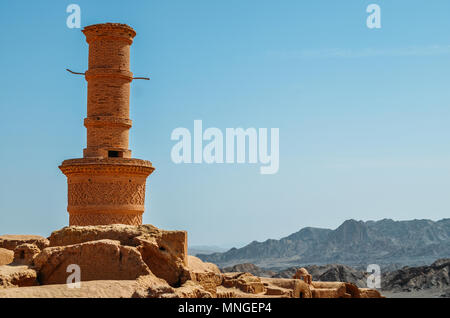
[60, 23, 154, 226]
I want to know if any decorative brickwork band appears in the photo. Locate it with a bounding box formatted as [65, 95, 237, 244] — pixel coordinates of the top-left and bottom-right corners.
[69, 213, 142, 226]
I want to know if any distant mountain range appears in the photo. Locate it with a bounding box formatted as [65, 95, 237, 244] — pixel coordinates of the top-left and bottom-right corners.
[197, 219, 450, 269]
[188, 245, 228, 256]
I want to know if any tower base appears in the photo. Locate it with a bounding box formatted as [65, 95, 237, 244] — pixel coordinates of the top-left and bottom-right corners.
[59, 158, 155, 226]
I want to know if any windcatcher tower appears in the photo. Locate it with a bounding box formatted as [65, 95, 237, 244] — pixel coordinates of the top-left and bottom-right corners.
[60, 23, 154, 226]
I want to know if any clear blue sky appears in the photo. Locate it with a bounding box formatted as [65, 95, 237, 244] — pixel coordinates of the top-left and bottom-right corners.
[1, 0, 450, 247]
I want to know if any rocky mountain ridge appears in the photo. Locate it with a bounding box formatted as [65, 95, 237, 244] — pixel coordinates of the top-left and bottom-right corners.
[198, 218, 450, 269]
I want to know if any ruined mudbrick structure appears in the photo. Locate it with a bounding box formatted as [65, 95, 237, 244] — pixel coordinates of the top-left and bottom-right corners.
[59, 23, 154, 226]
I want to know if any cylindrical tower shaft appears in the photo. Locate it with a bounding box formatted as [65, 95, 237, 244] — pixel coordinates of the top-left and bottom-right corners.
[82, 23, 136, 159]
[60, 23, 154, 226]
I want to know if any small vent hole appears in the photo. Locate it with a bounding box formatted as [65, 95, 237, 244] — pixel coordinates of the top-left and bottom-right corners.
[108, 151, 122, 158]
